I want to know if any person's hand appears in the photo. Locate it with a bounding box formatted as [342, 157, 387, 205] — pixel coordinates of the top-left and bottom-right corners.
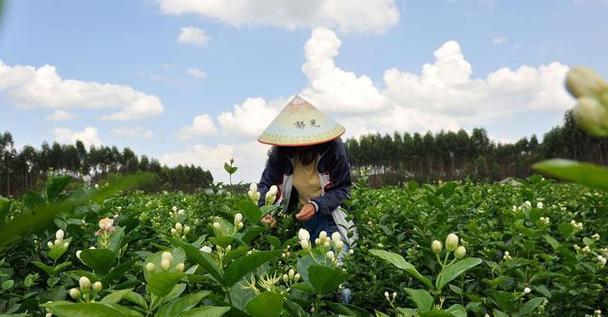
[296, 203, 316, 222]
[261, 214, 276, 227]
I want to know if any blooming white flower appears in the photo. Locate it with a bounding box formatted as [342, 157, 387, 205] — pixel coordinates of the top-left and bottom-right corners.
[446, 233, 459, 251]
[98, 217, 114, 232]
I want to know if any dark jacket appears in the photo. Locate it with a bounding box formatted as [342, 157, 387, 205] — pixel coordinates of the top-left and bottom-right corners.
[257, 138, 352, 216]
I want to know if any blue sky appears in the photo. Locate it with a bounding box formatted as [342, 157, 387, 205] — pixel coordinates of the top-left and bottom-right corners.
[0, 0, 607, 182]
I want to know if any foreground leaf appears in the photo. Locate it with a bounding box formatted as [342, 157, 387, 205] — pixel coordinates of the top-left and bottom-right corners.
[370, 249, 433, 289]
[533, 159, 608, 191]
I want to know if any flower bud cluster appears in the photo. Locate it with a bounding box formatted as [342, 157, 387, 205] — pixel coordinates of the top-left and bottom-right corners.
[68, 276, 102, 303]
[596, 255, 607, 268]
[565, 67, 608, 137]
[145, 251, 186, 273]
[570, 220, 584, 230]
[384, 290, 397, 306]
[171, 206, 186, 219]
[170, 222, 191, 239]
[281, 268, 301, 286]
[48, 229, 69, 250]
[539, 217, 550, 225]
[248, 183, 261, 203]
[503, 251, 512, 261]
[592, 233, 600, 241]
[233, 213, 244, 231]
[265, 185, 278, 206]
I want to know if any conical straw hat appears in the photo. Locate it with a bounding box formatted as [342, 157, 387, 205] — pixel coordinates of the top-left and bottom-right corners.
[258, 96, 345, 146]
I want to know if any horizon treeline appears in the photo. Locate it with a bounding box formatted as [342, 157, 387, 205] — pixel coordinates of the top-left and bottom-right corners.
[0, 134, 213, 196]
[345, 111, 608, 186]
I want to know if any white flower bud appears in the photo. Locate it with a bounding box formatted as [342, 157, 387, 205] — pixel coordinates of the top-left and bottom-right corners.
[314, 238, 320, 245]
[446, 233, 459, 252]
[300, 240, 310, 250]
[323, 241, 331, 248]
[294, 273, 301, 281]
[183, 226, 191, 234]
[566, 67, 608, 98]
[298, 229, 310, 242]
[592, 233, 600, 240]
[93, 281, 102, 292]
[523, 287, 531, 294]
[161, 251, 173, 262]
[392, 292, 397, 299]
[326, 251, 335, 261]
[234, 213, 243, 224]
[348, 249, 354, 255]
[384, 291, 389, 300]
[536, 202, 543, 209]
[335, 240, 344, 251]
[47, 241, 54, 248]
[176, 263, 185, 272]
[431, 240, 443, 254]
[63, 242, 69, 248]
[171, 228, 177, 235]
[69, 287, 80, 299]
[55, 229, 65, 240]
[54, 239, 62, 246]
[89, 246, 96, 249]
[161, 258, 171, 270]
[455, 246, 467, 259]
[288, 269, 295, 279]
[200, 246, 212, 253]
[282, 274, 289, 283]
[178, 209, 185, 215]
[175, 223, 183, 231]
[145, 262, 156, 272]
[213, 222, 221, 229]
[79, 276, 91, 290]
[250, 183, 258, 193]
[319, 231, 328, 240]
[237, 222, 244, 229]
[172, 206, 178, 212]
[331, 232, 341, 243]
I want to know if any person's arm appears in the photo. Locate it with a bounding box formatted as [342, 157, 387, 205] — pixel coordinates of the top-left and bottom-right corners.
[257, 146, 283, 207]
[310, 140, 352, 215]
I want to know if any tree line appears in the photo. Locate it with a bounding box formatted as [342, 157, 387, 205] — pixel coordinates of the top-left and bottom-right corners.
[345, 111, 608, 186]
[0, 132, 213, 196]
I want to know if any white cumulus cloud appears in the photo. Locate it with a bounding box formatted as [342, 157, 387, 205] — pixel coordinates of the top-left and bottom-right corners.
[165, 27, 574, 182]
[54, 127, 102, 146]
[0, 60, 164, 120]
[47, 110, 74, 121]
[112, 127, 154, 139]
[159, 0, 400, 33]
[177, 114, 218, 139]
[178, 26, 209, 46]
[187, 68, 207, 78]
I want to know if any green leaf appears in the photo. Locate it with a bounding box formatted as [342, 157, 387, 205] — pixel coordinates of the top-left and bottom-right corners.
[41, 302, 125, 317]
[101, 289, 134, 304]
[45, 176, 71, 202]
[518, 297, 546, 316]
[147, 272, 185, 297]
[369, 249, 433, 289]
[543, 235, 561, 250]
[157, 291, 211, 317]
[32, 261, 55, 276]
[266, 236, 281, 249]
[178, 306, 231, 317]
[327, 303, 374, 317]
[444, 304, 466, 317]
[436, 258, 482, 291]
[493, 309, 509, 317]
[404, 288, 433, 312]
[0, 196, 11, 221]
[284, 300, 309, 317]
[123, 291, 148, 309]
[533, 159, 608, 190]
[241, 227, 265, 244]
[246, 292, 283, 317]
[308, 265, 347, 294]
[224, 250, 281, 287]
[235, 199, 262, 224]
[80, 248, 117, 275]
[171, 239, 223, 284]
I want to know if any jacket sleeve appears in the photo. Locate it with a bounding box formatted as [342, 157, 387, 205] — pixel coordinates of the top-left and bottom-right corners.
[311, 140, 352, 215]
[257, 147, 283, 207]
